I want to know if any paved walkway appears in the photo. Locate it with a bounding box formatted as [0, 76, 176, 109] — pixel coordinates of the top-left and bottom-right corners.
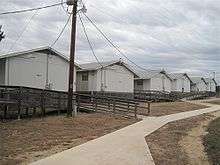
[31, 99, 220, 165]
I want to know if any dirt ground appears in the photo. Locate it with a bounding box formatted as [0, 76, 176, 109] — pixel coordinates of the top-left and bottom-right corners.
[0, 112, 138, 165]
[145, 111, 220, 165]
[138, 101, 208, 116]
[203, 113, 220, 164]
[206, 100, 220, 105]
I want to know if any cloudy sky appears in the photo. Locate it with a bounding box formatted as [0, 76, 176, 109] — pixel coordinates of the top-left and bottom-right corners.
[0, 0, 219, 84]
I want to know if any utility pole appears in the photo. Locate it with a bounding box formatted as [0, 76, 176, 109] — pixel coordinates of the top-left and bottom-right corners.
[0, 25, 5, 42]
[213, 71, 216, 80]
[67, 0, 78, 117]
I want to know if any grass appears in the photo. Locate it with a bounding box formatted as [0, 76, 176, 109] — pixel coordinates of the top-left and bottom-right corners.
[138, 101, 208, 116]
[203, 117, 220, 165]
[145, 114, 213, 165]
[0, 112, 138, 164]
[206, 100, 220, 105]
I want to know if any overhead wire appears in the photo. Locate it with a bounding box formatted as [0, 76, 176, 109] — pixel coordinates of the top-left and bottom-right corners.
[8, 9, 39, 53]
[0, 2, 65, 16]
[50, 14, 72, 48]
[78, 13, 103, 67]
[81, 12, 149, 71]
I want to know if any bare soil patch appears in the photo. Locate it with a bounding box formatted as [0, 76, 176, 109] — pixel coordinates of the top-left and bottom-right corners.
[0, 113, 138, 165]
[138, 101, 208, 116]
[145, 113, 217, 165]
[203, 112, 220, 165]
[206, 100, 220, 105]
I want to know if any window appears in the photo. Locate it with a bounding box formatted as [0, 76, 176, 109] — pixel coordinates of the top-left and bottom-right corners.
[137, 80, 143, 85]
[82, 73, 88, 81]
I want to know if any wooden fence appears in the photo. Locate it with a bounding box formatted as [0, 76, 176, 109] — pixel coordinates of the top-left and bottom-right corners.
[134, 90, 216, 101]
[0, 86, 151, 119]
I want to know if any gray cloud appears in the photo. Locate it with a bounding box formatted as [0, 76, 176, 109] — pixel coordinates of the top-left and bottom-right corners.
[0, 0, 220, 84]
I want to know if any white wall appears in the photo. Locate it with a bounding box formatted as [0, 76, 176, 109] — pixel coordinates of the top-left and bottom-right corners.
[0, 59, 5, 85]
[48, 54, 76, 91]
[150, 74, 172, 92]
[103, 65, 134, 92]
[5, 52, 76, 91]
[143, 79, 151, 90]
[191, 81, 207, 92]
[134, 73, 172, 92]
[207, 81, 216, 92]
[76, 64, 134, 93]
[76, 71, 97, 91]
[171, 76, 191, 92]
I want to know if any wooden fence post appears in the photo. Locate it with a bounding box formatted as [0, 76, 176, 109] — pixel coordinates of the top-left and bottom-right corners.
[127, 102, 130, 112]
[25, 107, 29, 117]
[77, 94, 80, 112]
[95, 97, 98, 111]
[3, 105, 7, 119]
[41, 90, 46, 116]
[58, 93, 61, 115]
[108, 98, 111, 110]
[33, 107, 36, 117]
[134, 103, 138, 119]
[113, 99, 116, 114]
[147, 102, 151, 115]
[17, 87, 22, 120]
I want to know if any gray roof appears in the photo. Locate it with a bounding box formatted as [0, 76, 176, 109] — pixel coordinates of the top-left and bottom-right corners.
[0, 46, 80, 67]
[204, 78, 217, 85]
[79, 60, 118, 70]
[190, 77, 206, 84]
[168, 73, 192, 82]
[134, 69, 173, 80]
[168, 73, 185, 79]
[135, 69, 162, 79]
[78, 60, 137, 76]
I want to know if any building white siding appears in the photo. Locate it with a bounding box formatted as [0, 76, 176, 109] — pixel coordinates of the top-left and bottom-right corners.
[135, 73, 172, 92]
[103, 65, 134, 92]
[76, 64, 134, 92]
[76, 71, 97, 91]
[47, 54, 76, 91]
[3, 52, 76, 91]
[191, 81, 207, 92]
[143, 79, 151, 90]
[171, 76, 191, 92]
[207, 81, 216, 92]
[150, 74, 172, 92]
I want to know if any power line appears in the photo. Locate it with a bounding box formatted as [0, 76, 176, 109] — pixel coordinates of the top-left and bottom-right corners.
[8, 10, 39, 53]
[81, 12, 149, 71]
[88, 4, 128, 25]
[78, 13, 103, 67]
[50, 14, 71, 48]
[0, 2, 65, 16]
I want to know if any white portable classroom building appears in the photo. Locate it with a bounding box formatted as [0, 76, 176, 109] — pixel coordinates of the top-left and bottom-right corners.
[190, 77, 207, 92]
[168, 73, 192, 92]
[204, 78, 217, 92]
[0, 47, 79, 91]
[134, 70, 172, 92]
[76, 60, 137, 93]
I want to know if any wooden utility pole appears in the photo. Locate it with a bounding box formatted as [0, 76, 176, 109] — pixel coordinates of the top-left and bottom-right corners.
[67, 0, 78, 117]
[0, 25, 5, 42]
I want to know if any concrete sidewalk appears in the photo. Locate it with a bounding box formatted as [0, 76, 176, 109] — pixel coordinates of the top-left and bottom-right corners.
[31, 100, 220, 165]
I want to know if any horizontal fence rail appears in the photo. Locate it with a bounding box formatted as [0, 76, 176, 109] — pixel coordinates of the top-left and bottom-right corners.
[134, 90, 216, 101]
[0, 86, 151, 119]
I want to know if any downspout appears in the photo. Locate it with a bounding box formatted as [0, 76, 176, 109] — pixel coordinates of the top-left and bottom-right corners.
[7, 58, 9, 85]
[162, 74, 165, 91]
[45, 52, 49, 89]
[100, 67, 104, 91]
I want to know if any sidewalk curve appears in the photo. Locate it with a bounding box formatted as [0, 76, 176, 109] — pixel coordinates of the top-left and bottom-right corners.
[31, 100, 220, 165]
